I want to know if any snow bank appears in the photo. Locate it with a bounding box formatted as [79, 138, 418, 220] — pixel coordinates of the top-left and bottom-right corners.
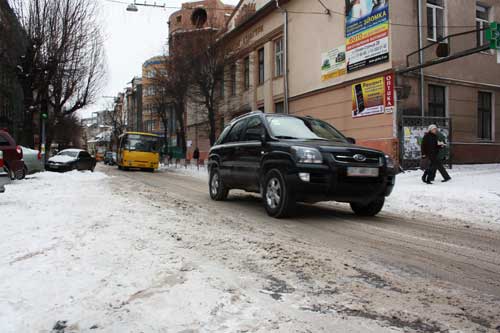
[385, 164, 500, 225]
[160, 163, 209, 180]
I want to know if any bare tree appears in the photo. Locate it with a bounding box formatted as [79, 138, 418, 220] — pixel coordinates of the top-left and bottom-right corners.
[11, 0, 106, 149]
[188, 31, 234, 146]
[151, 46, 193, 156]
[103, 99, 126, 150]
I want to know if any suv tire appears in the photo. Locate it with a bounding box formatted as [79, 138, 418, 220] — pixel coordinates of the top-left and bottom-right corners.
[263, 169, 296, 218]
[350, 197, 385, 217]
[209, 167, 228, 201]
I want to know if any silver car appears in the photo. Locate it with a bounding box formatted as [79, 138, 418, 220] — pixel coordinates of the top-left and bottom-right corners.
[21, 146, 44, 178]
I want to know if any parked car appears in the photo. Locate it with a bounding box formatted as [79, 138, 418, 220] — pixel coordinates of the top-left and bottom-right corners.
[46, 149, 96, 172]
[0, 129, 24, 180]
[0, 150, 9, 193]
[208, 111, 396, 218]
[20, 146, 44, 178]
[103, 151, 117, 165]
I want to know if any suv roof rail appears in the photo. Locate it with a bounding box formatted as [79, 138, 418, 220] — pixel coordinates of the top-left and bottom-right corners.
[230, 110, 263, 123]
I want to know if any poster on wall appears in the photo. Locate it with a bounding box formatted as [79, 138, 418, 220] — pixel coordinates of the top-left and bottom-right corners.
[321, 46, 347, 81]
[352, 74, 394, 118]
[403, 127, 450, 160]
[345, 0, 390, 72]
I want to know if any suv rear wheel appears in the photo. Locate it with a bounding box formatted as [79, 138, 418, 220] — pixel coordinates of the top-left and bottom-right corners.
[350, 197, 385, 217]
[263, 169, 296, 218]
[209, 167, 228, 201]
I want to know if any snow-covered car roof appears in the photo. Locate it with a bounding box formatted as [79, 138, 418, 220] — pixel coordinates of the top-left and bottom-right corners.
[59, 149, 85, 153]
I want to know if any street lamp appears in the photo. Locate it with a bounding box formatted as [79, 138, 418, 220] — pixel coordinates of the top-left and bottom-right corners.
[125, 1, 166, 12]
[126, 3, 138, 12]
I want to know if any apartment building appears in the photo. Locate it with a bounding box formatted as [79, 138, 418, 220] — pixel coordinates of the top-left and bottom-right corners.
[210, 0, 500, 164]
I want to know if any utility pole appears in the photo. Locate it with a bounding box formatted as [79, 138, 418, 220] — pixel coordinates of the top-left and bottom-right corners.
[417, 0, 425, 117]
[275, 0, 289, 114]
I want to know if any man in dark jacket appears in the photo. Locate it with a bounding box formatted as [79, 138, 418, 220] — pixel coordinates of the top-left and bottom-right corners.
[429, 129, 451, 182]
[421, 124, 451, 184]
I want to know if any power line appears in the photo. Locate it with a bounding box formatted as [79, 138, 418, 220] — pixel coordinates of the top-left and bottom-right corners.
[102, 0, 479, 29]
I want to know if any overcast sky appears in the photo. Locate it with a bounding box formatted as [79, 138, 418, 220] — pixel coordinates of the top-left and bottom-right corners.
[80, 0, 240, 118]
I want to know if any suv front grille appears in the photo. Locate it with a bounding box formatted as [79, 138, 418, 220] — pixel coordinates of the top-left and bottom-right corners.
[332, 153, 382, 166]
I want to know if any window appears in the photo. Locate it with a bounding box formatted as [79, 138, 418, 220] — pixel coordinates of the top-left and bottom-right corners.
[258, 48, 265, 85]
[224, 119, 247, 143]
[476, 4, 490, 47]
[220, 80, 225, 97]
[243, 57, 250, 90]
[258, 105, 265, 113]
[176, 15, 182, 23]
[427, 0, 445, 41]
[274, 38, 283, 77]
[275, 101, 284, 114]
[478, 91, 493, 140]
[428, 85, 446, 117]
[243, 116, 264, 141]
[230, 64, 237, 96]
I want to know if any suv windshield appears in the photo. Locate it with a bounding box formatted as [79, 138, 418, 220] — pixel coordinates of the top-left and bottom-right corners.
[266, 116, 346, 142]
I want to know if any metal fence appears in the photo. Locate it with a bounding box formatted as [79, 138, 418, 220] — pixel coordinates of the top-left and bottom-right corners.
[399, 116, 452, 170]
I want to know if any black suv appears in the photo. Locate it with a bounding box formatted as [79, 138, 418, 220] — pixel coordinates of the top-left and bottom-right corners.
[208, 112, 396, 218]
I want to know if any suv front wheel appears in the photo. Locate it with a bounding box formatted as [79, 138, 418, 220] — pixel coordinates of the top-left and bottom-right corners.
[209, 167, 228, 201]
[350, 197, 385, 217]
[263, 169, 296, 218]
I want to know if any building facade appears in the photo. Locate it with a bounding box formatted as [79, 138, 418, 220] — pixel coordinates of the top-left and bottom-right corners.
[198, 0, 500, 164]
[125, 77, 143, 132]
[168, 0, 235, 159]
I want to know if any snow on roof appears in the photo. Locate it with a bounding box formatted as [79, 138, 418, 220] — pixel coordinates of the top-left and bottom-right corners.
[60, 148, 84, 153]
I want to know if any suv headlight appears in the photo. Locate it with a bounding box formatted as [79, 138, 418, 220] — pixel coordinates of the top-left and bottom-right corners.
[292, 146, 323, 164]
[385, 154, 395, 169]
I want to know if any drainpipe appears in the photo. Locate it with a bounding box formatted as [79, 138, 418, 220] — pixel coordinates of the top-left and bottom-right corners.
[275, 0, 289, 114]
[417, 0, 425, 116]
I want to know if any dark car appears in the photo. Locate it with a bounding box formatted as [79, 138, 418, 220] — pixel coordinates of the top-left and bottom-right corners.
[103, 151, 117, 165]
[0, 130, 24, 180]
[208, 111, 396, 218]
[46, 149, 96, 172]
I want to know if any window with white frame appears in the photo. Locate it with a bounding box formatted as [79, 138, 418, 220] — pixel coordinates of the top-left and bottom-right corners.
[427, 0, 445, 42]
[476, 3, 490, 47]
[274, 38, 283, 77]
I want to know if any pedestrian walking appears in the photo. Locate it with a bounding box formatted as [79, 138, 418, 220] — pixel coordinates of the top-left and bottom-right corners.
[421, 124, 451, 184]
[429, 128, 451, 182]
[193, 147, 200, 160]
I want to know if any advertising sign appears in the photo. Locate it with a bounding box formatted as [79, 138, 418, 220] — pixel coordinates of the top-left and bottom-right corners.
[345, 0, 390, 72]
[321, 45, 347, 81]
[403, 127, 449, 160]
[384, 73, 395, 113]
[352, 73, 394, 118]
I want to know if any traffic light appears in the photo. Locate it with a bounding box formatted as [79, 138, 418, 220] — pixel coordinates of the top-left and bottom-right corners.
[486, 22, 500, 50]
[41, 110, 48, 120]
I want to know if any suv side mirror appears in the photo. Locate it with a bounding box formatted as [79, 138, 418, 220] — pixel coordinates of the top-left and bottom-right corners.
[346, 137, 356, 144]
[246, 128, 267, 145]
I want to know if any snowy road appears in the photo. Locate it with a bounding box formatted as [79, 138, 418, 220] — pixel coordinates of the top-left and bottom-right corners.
[1, 165, 500, 332]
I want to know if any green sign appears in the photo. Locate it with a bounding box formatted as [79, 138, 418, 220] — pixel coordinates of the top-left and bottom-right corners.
[486, 22, 500, 50]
